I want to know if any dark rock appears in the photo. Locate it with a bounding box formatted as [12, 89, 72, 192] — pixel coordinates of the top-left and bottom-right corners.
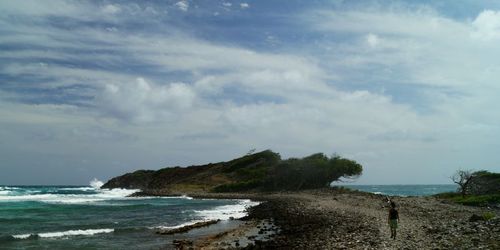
[469, 214, 484, 222]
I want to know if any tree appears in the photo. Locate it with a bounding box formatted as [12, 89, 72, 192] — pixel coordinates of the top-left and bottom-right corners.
[468, 171, 500, 195]
[451, 169, 474, 198]
[264, 153, 362, 191]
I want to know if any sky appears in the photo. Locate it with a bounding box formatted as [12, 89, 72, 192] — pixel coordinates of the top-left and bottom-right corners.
[1, 0, 500, 185]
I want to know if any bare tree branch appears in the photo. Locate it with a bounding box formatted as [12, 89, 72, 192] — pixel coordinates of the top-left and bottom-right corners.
[451, 169, 474, 198]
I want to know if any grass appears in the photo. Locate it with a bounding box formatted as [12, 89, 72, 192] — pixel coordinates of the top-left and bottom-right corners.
[482, 212, 496, 221]
[452, 194, 500, 206]
[435, 192, 500, 206]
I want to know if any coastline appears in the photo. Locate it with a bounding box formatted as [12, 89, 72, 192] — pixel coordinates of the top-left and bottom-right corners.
[154, 188, 500, 249]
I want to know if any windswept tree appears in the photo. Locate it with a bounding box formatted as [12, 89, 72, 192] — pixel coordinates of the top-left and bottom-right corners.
[265, 153, 362, 190]
[451, 169, 474, 198]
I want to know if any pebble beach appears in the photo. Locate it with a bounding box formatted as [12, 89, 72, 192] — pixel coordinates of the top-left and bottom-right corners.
[170, 188, 500, 249]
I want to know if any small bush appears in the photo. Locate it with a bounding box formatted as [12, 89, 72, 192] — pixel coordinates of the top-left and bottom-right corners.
[483, 212, 495, 221]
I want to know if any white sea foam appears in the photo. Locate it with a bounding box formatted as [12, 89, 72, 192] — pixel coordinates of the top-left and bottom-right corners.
[39, 228, 114, 238]
[13, 228, 114, 239]
[195, 199, 260, 221]
[12, 234, 31, 239]
[152, 199, 259, 230]
[59, 187, 95, 191]
[0, 188, 139, 204]
[153, 220, 206, 230]
[180, 194, 193, 200]
[90, 178, 104, 189]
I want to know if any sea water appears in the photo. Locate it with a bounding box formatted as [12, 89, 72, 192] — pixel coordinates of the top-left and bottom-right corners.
[0, 181, 258, 249]
[340, 184, 458, 197]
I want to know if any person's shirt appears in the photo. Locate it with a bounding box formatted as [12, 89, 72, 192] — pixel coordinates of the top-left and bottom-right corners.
[389, 208, 399, 220]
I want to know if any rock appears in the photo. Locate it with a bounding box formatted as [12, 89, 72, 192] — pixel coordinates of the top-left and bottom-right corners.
[469, 214, 484, 222]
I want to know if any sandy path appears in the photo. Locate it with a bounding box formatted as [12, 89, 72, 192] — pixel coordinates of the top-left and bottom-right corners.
[302, 191, 498, 249]
[314, 193, 431, 249]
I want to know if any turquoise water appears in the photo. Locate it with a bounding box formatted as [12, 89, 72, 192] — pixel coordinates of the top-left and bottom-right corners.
[0, 184, 257, 249]
[341, 184, 458, 196]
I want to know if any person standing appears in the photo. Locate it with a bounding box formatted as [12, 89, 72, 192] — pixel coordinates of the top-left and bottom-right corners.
[388, 201, 399, 239]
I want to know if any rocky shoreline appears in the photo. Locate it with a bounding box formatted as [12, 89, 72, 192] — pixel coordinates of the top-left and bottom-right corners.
[157, 188, 499, 249]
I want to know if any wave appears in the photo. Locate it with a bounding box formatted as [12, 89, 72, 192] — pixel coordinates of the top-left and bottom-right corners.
[0, 188, 139, 204]
[11, 234, 32, 239]
[12, 228, 114, 239]
[195, 199, 260, 221]
[151, 199, 259, 230]
[180, 194, 193, 200]
[0, 185, 198, 205]
[58, 187, 95, 191]
[152, 219, 207, 230]
[90, 178, 104, 189]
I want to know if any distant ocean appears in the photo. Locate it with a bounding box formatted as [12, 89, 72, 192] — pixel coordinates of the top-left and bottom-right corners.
[0, 180, 258, 249]
[340, 184, 458, 197]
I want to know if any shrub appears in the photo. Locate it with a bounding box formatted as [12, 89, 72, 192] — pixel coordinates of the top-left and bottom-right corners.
[483, 212, 495, 221]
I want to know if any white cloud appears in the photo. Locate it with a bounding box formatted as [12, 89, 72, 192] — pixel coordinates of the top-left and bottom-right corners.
[471, 10, 500, 40]
[96, 78, 196, 123]
[102, 4, 121, 15]
[222, 2, 232, 7]
[175, 1, 189, 12]
[0, 0, 83, 17]
[299, 6, 500, 182]
[240, 3, 249, 9]
[365, 33, 379, 48]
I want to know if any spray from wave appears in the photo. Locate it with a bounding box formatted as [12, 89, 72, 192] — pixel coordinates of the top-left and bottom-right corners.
[90, 178, 104, 189]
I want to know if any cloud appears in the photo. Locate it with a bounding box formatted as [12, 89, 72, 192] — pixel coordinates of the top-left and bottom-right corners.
[240, 3, 249, 9]
[102, 4, 121, 15]
[96, 78, 196, 123]
[2, 1, 500, 184]
[365, 33, 379, 48]
[471, 10, 500, 40]
[175, 1, 189, 12]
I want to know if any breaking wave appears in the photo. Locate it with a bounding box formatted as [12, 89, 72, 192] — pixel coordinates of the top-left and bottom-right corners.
[0, 180, 139, 204]
[12, 228, 114, 239]
[154, 199, 259, 230]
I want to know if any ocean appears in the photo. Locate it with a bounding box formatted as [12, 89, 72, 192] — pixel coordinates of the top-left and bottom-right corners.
[0, 181, 258, 249]
[340, 184, 458, 197]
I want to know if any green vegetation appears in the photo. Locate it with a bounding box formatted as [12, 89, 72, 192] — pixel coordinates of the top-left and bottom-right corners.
[448, 194, 500, 206]
[261, 153, 362, 191]
[212, 180, 263, 192]
[213, 152, 362, 192]
[469, 171, 500, 195]
[436, 170, 500, 207]
[102, 150, 363, 193]
[482, 212, 496, 221]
